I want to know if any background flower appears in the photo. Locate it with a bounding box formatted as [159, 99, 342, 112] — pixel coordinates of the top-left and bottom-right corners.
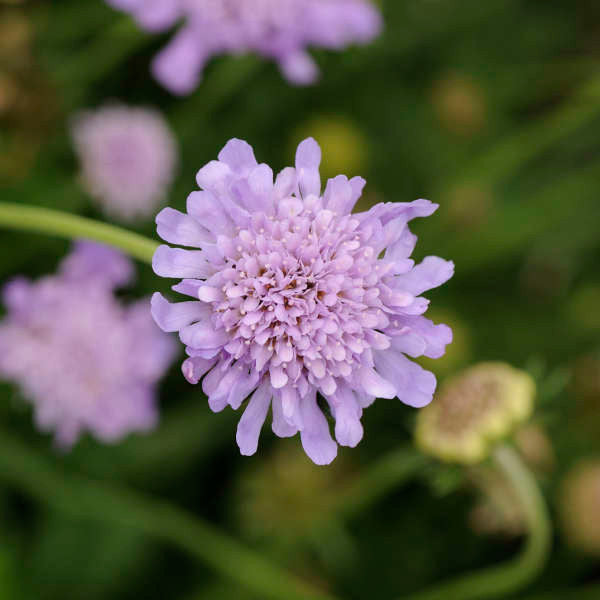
[105, 0, 382, 94]
[151, 137, 453, 464]
[71, 104, 178, 221]
[0, 241, 176, 447]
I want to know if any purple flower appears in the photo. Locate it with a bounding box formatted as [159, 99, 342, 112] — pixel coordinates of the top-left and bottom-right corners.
[71, 104, 178, 221]
[0, 242, 176, 448]
[152, 139, 453, 464]
[105, 0, 382, 95]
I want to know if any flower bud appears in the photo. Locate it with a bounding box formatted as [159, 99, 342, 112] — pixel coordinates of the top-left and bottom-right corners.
[415, 362, 535, 464]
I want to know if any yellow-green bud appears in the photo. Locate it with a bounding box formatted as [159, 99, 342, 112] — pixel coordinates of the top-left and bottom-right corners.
[415, 362, 535, 464]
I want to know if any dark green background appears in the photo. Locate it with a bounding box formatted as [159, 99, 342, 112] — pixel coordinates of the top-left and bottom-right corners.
[1, 1, 600, 598]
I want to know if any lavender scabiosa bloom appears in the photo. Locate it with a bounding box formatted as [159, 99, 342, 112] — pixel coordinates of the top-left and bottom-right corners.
[105, 0, 382, 95]
[71, 104, 178, 221]
[151, 138, 453, 465]
[0, 242, 176, 448]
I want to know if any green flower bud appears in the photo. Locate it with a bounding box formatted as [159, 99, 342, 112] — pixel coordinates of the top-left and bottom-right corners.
[415, 362, 535, 464]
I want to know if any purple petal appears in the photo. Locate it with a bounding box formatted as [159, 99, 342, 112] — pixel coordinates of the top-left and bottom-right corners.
[392, 317, 453, 359]
[246, 164, 274, 209]
[181, 356, 217, 384]
[195, 161, 232, 195]
[236, 381, 271, 456]
[358, 365, 396, 399]
[278, 51, 319, 85]
[106, 0, 180, 31]
[349, 176, 366, 203]
[274, 167, 297, 198]
[156, 207, 213, 247]
[179, 319, 229, 349]
[227, 368, 260, 410]
[270, 365, 288, 389]
[280, 386, 304, 430]
[328, 387, 363, 448]
[2, 277, 30, 313]
[61, 241, 134, 288]
[397, 256, 455, 296]
[295, 137, 322, 198]
[186, 190, 234, 236]
[300, 391, 337, 465]
[217, 139, 257, 173]
[323, 175, 355, 215]
[152, 245, 213, 279]
[360, 199, 438, 226]
[172, 279, 204, 298]
[374, 350, 436, 408]
[272, 395, 299, 438]
[151, 26, 208, 95]
[205, 367, 242, 412]
[385, 227, 418, 262]
[387, 331, 427, 358]
[151, 292, 208, 332]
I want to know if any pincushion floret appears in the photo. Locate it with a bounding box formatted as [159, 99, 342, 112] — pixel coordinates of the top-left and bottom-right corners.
[71, 104, 178, 221]
[0, 242, 176, 447]
[105, 0, 382, 95]
[151, 138, 454, 464]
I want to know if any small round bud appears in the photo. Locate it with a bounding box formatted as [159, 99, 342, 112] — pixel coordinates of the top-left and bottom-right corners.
[415, 362, 535, 464]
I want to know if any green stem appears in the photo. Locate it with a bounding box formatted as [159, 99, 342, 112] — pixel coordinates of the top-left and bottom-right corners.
[0, 202, 158, 265]
[403, 445, 551, 600]
[0, 430, 337, 600]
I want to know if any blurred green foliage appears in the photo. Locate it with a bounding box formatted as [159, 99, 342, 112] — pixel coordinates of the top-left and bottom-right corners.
[1, 0, 600, 598]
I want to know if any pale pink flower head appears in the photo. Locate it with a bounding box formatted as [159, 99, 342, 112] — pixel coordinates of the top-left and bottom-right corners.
[105, 0, 382, 95]
[71, 104, 178, 221]
[152, 138, 453, 464]
[0, 242, 177, 448]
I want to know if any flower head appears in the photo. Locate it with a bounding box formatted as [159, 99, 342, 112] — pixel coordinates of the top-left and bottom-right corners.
[0, 242, 176, 447]
[152, 138, 453, 464]
[106, 0, 382, 95]
[415, 362, 535, 465]
[71, 104, 178, 221]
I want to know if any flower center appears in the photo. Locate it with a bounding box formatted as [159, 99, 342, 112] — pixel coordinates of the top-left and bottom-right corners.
[201, 204, 391, 393]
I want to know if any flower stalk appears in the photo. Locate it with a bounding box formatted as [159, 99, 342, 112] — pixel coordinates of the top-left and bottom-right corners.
[403, 444, 551, 600]
[0, 202, 157, 264]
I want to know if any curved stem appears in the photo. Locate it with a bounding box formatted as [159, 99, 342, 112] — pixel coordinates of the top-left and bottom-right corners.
[0, 202, 158, 265]
[403, 444, 552, 600]
[0, 430, 337, 600]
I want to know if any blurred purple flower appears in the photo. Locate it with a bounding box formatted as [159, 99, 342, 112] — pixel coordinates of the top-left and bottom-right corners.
[0, 242, 176, 448]
[151, 138, 453, 465]
[105, 0, 382, 95]
[71, 104, 178, 221]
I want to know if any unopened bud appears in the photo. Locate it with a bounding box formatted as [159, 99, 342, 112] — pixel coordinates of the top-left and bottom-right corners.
[415, 362, 535, 464]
